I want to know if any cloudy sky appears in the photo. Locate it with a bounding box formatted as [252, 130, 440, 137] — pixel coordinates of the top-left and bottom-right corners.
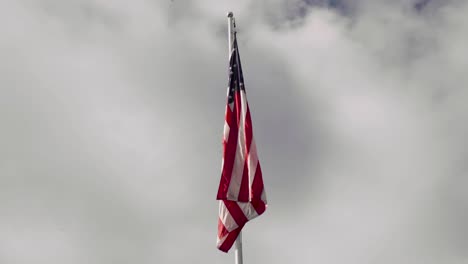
[1, 0, 468, 263]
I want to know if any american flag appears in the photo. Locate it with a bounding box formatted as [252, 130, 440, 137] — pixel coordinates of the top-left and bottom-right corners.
[216, 36, 267, 253]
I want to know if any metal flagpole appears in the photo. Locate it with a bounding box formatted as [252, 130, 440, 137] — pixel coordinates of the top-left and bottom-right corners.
[228, 12, 234, 56]
[227, 11, 243, 264]
[234, 231, 243, 264]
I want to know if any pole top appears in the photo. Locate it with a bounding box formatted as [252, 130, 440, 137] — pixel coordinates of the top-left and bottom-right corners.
[227, 12, 234, 18]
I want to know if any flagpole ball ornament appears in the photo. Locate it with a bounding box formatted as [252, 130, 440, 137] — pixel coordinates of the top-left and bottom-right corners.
[227, 11, 234, 17]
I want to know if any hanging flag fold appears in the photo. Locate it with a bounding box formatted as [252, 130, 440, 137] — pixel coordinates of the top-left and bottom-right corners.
[216, 35, 267, 253]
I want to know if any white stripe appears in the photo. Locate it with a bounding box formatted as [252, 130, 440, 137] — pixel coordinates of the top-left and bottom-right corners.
[227, 91, 248, 200]
[223, 121, 230, 141]
[238, 202, 259, 220]
[247, 137, 258, 198]
[219, 201, 239, 232]
[217, 201, 261, 248]
[220, 122, 230, 173]
[217, 232, 228, 247]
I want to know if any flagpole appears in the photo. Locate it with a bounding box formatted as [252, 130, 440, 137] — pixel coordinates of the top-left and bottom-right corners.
[227, 11, 235, 56]
[227, 11, 244, 264]
[234, 231, 243, 264]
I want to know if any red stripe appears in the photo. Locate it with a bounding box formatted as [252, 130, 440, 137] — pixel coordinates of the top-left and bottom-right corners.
[235, 90, 242, 127]
[224, 200, 248, 226]
[218, 200, 249, 253]
[217, 200, 266, 253]
[251, 160, 266, 215]
[237, 92, 251, 202]
[251, 163, 264, 200]
[218, 218, 229, 239]
[225, 103, 233, 126]
[218, 226, 242, 253]
[217, 105, 239, 200]
[251, 200, 267, 215]
[244, 103, 253, 153]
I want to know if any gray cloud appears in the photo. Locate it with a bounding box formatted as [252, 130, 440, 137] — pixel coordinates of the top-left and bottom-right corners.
[1, 0, 467, 263]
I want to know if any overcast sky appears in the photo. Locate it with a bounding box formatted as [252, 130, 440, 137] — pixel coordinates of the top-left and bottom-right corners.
[1, 0, 468, 263]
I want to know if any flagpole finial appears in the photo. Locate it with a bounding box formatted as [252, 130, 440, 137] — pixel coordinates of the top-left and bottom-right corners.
[227, 12, 234, 18]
